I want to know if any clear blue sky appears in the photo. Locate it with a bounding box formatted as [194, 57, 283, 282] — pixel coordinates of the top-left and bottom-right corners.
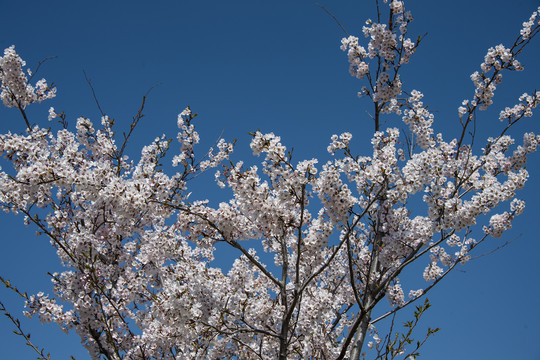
[1, 0, 540, 359]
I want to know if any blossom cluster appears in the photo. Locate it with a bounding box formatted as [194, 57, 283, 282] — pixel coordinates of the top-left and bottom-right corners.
[0, 1, 539, 359]
[340, 1, 415, 108]
[463, 10, 540, 113]
[521, 7, 540, 39]
[0, 46, 56, 109]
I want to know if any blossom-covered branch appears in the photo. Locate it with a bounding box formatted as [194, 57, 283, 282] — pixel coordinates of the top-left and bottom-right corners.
[0, 1, 539, 359]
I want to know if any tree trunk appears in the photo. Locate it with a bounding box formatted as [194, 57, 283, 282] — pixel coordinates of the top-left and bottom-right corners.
[349, 308, 372, 360]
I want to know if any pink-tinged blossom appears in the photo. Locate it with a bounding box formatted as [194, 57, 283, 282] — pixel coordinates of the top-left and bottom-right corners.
[327, 132, 353, 154]
[386, 282, 405, 306]
[0, 1, 539, 359]
[390, 1, 404, 14]
[341, 36, 369, 79]
[423, 262, 443, 281]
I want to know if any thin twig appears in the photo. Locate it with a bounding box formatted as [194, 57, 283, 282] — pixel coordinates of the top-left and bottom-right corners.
[28, 56, 58, 82]
[469, 236, 519, 261]
[83, 70, 105, 117]
[0, 302, 51, 359]
[316, 4, 349, 37]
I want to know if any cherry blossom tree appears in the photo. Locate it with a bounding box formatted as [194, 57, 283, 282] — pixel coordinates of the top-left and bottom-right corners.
[1, 0, 539, 359]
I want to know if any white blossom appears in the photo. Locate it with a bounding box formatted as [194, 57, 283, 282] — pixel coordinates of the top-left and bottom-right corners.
[0, 1, 539, 359]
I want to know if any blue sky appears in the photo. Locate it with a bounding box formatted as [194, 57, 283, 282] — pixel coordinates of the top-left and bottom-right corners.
[1, 0, 540, 359]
